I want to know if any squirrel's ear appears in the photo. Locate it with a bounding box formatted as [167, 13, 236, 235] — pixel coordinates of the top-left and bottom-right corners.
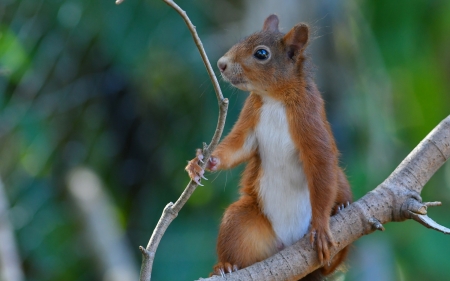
[262, 14, 279, 32]
[283, 23, 309, 59]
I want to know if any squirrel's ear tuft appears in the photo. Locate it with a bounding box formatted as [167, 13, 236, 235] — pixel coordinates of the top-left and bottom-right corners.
[283, 23, 309, 60]
[263, 14, 279, 32]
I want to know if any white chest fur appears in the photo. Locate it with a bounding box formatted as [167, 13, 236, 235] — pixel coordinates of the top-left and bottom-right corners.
[255, 97, 312, 247]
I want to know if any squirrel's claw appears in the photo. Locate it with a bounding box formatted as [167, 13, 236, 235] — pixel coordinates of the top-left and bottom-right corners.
[310, 227, 335, 265]
[198, 169, 208, 180]
[196, 148, 204, 163]
[332, 201, 351, 216]
[211, 262, 239, 277]
[194, 176, 204, 186]
[219, 268, 225, 278]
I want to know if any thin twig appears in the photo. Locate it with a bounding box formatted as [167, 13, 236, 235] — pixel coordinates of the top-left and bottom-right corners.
[162, 0, 224, 102]
[136, 1, 228, 281]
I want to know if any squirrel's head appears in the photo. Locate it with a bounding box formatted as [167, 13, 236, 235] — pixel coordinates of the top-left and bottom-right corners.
[217, 14, 309, 95]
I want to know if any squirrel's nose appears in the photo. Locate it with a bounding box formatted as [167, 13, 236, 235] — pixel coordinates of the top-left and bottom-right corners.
[217, 57, 228, 72]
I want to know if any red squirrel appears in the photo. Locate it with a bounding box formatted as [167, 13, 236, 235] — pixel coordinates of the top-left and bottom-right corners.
[186, 14, 352, 280]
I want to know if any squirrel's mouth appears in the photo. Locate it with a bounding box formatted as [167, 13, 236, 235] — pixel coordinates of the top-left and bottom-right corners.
[221, 72, 251, 91]
[221, 74, 246, 86]
[231, 81, 252, 92]
[229, 79, 249, 91]
[230, 79, 245, 86]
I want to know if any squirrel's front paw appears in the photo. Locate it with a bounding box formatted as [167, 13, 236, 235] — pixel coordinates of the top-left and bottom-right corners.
[185, 149, 207, 186]
[310, 226, 335, 264]
[207, 156, 220, 171]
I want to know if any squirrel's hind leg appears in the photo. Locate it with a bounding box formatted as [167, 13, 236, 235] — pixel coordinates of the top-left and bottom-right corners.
[213, 195, 278, 275]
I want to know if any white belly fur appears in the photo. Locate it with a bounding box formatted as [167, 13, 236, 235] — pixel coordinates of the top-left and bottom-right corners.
[255, 97, 312, 247]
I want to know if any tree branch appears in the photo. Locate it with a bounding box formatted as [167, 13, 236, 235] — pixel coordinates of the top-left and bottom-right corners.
[134, 1, 229, 281]
[199, 115, 450, 281]
[0, 179, 25, 281]
[66, 168, 139, 280]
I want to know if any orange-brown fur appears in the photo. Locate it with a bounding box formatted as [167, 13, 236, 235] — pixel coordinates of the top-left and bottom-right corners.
[212, 94, 263, 170]
[186, 14, 352, 280]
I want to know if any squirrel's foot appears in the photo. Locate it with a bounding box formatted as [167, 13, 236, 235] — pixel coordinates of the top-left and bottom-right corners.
[310, 226, 335, 265]
[332, 201, 351, 216]
[185, 149, 207, 186]
[211, 262, 239, 277]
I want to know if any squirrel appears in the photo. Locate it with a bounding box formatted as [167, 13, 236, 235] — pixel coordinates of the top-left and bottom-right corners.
[186, 14, 352, 280]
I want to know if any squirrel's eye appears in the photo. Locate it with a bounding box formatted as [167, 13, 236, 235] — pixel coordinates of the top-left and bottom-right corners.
[253, 48, 270, 60]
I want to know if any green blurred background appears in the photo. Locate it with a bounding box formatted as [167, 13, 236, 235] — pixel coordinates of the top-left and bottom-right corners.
[0, 0, 449, 280]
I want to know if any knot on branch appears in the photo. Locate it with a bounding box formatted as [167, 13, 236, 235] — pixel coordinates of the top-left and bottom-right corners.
[400, 198, 450, 235]
[401, 197, 426, 218]
[163, 202, 177, 217]
[139, 246, 155, 258]
[390, 190, 421, 222]
[368, 217, 385, 231]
